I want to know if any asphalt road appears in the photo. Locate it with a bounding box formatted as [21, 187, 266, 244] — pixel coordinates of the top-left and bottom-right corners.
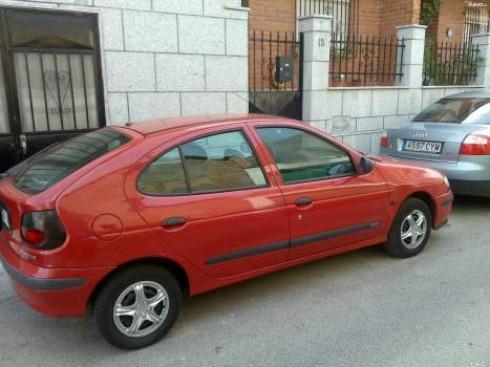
[1, 197, 490, 367]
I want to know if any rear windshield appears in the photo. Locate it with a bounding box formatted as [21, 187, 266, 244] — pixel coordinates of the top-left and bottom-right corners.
[413, 98, 490, 124]
[13, 129, 129, 194]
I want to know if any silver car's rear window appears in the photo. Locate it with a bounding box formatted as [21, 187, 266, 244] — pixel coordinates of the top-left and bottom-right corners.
[413, 98, 490, 124]
[13, 129, 129, 194]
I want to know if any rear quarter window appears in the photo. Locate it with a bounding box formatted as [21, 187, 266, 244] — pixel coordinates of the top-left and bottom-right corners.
[13, 129, 129, 194]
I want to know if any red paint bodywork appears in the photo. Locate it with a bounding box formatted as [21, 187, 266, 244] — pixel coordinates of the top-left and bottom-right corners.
[0, 115, 453, 317]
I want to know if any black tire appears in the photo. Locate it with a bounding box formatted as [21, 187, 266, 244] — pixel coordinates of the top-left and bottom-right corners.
[384, 198, 432, 258]
[94, 265, 182, 349]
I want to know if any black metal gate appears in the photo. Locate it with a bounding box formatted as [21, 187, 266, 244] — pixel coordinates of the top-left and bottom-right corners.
[0, 7, 105, 173]
[248, 31, 304, 120]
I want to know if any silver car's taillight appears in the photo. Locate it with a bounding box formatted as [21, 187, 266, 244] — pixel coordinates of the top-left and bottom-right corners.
[460, 132, 490, 155]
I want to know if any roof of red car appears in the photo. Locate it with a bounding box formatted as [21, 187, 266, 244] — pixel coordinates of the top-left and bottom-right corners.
[120, 114, 289, 136]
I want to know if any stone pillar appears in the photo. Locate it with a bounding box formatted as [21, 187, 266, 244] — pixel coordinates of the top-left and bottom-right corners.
[472, 33, 490, 86]
[396, 25, 427, 88]
[299, 15, 331, 126]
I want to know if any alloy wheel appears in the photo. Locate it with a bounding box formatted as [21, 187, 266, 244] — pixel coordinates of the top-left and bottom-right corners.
[113, 281, 169, 338]
[400, 209, 428, 250]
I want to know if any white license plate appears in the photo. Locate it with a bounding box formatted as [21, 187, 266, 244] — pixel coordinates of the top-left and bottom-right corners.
[1, 209, 10, 230]
[403, 140, 443, 154]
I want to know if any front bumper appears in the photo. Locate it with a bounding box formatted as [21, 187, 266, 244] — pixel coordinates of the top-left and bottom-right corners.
[0, 235, 113, 317]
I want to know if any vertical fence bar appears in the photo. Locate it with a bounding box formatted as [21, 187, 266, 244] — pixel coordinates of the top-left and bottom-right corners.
[350, 34, 355, 83]
[388, 36, 394, 85]
[269, 31, 273, 92]
[23, 52, 36, 132]
[39, 52, 51, 132]
[252, 30, 256, 92]
[67, 54, 78, 130]
[330, 35, 336, 83]
[79, 54, 90, 129]
[53, 53, 64, 130]
[260, 30, 264, 92]
[399, 38, 405, 81]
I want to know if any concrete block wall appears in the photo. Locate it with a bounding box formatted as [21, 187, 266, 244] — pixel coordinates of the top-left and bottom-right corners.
[2, 0, 250, 125]
[309, 86, 484, 154]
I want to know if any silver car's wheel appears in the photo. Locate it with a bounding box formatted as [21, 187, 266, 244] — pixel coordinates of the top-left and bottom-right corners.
[113, 281, 169, 338]
[400, 209, 428, 249]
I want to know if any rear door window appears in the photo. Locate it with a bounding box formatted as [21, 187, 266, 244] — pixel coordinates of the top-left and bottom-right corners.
[181, 131, 267, 193]
[138, 148, 188, 195]
[137, 130, 267, 196]
[13, 129, 129, 194]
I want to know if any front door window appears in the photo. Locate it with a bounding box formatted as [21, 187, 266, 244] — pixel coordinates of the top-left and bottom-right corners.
[257, 127, 354, 184]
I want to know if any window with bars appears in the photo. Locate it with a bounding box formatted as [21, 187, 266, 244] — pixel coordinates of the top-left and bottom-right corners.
[297, 0, 359, 39]
[464, 2, 490, 44]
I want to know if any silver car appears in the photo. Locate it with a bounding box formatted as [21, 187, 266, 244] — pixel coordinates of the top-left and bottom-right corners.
[379, 91, 490, 197]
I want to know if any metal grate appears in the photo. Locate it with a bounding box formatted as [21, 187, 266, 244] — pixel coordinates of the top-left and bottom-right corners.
[423, 41, 480, 86]
[298, 0, 360, 39]
[329, 35, 405, 87]
[14, 49, 99, 133]
[464, 1, 489, 45]
[249, 30, 303, 92]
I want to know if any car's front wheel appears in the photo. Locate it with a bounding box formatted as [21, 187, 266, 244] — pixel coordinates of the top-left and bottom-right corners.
[94, 265, 182, 349]
[384, 198, 432, 258]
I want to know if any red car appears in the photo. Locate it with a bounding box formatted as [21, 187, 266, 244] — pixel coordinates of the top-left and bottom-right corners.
[0, 115, 452, 349]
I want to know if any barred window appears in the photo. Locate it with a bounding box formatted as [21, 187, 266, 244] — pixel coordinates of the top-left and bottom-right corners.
[296, 0, 359, 39]
[464, 2, 489, 44]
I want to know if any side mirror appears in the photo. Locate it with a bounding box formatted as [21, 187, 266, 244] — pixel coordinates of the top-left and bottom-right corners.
[359, 156, 375, 175]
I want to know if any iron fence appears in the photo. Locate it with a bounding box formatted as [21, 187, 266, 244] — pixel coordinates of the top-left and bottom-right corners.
[298, 0, 359, 38]
[423, 41, 480, 86]
[248, 30, 303, 120]
[249, 30, 302, 92]
[329, 35, 405, 87]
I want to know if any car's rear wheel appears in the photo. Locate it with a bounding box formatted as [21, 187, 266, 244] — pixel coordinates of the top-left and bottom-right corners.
[94, 265, 182, 349]
[384, 198, 432, 258]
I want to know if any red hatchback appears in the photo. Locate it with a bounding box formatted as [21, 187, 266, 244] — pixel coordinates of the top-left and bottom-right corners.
[0, 115, 452, 349]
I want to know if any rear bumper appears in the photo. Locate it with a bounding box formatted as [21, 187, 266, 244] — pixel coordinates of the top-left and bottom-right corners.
[449, 179, 490, 198]
[381, 154, 490, 197]
[0, 235, 113, 317]
[0, 255, 85, 290]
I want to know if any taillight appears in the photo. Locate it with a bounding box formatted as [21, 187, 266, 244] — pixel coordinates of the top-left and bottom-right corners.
[380, 132, 389, 148]
[21, 211, 66, 250]
[460, 133, 490, 155]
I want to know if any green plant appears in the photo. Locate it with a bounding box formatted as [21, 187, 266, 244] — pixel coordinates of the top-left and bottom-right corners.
[420, 0, 443, 26]
[423, 42, 484, 86]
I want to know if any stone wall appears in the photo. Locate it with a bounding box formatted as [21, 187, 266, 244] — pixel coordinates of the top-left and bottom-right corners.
[2, 0, 250, 125]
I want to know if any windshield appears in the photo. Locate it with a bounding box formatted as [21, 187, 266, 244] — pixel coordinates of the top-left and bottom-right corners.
[413, 98, 490, 124]
[13, 129, 129, 194]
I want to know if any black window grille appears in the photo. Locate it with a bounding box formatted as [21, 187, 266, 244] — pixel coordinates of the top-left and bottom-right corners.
[298, 0, 359, 39]
[423, 41, 480, 86]
[464, 1, 489, 45]
[329, 35, 405, 87]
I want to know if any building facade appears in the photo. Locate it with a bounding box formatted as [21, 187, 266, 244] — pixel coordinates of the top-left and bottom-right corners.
[0, 0, 249, 171]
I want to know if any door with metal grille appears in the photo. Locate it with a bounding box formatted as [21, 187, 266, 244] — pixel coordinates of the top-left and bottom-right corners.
[0, 7, 105, 173]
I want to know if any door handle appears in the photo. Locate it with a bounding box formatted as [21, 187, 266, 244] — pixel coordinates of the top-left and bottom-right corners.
[295, 197, 313, 207]
[161, 217, 187, 228]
